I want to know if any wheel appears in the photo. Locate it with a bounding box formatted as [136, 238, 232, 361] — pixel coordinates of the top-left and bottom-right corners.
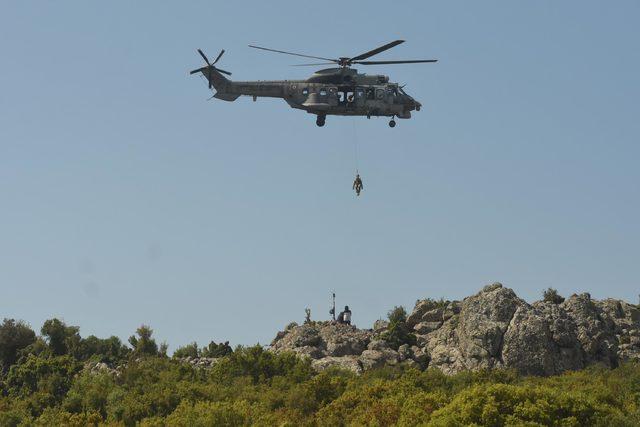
[316, 115, 326, 127]
[389, 120, 396, 128]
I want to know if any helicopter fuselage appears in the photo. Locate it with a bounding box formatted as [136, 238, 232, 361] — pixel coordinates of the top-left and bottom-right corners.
[199, 66, 421, 127]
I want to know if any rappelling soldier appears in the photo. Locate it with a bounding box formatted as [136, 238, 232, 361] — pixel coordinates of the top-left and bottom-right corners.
[353, 174, 363, 196]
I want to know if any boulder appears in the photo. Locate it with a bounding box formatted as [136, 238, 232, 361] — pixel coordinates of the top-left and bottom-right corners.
[410, 345, 429, 368]
[414, 321, 443, 335]
[271, 321, 372, 359]
[407, 299, 447, 327]
[359, 349, 400, 371]
[368, 340, 391, 351]
[319, 323, 371, 356]
[502, 305, 564, 375]
[312, 356, 362, 375]
[562, 293, 618, 367]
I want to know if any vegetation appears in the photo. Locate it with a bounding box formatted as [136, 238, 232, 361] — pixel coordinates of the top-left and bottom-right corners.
[173, 341, 233, 359]
[379, 306, 417, 350]
[2, 317, 640, 426]
[543, 287, 565, 304]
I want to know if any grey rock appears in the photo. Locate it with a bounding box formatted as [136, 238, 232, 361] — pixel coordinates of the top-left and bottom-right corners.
[292, 346, 326, 359]
[271, 284, 640, 376]
[397, 344, 412, 361]
[414, 321, 443, 335]
[312, 356, 362, 375]
[320, 324, 371, 356]
[271, 321, 372, 359]
[359, 349, 400, 370]
[407, 300, 448, 327]
[502, 305, 564, 375]
[562, 293, 618, 367]
[373, 319, 389, 332]
[367, 340, 390, 351]
[410, 345, 429, 368]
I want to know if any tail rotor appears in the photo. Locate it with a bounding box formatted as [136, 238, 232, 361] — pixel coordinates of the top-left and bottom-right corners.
[190, 49, 232, 88]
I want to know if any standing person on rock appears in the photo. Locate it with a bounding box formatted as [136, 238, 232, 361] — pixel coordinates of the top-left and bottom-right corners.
[337, 306, 352, 325]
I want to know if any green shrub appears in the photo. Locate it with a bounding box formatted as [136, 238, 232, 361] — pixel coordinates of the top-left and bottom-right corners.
[379, 306, 417, 350]
[173, 342, 200, 359]
[543, 287, 565, 304]
[2, 318, 640, 425]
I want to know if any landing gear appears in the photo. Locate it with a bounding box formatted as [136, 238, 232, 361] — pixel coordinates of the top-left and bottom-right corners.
[389, 119, 396, 128]
[316, 114, 326, 127]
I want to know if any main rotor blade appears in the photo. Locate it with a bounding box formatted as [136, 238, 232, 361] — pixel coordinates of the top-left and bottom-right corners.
[197, 49, 211, 65]
[355, 59, 438, 65]
[290, 62, 338, 66]
[349, 40, 405, 62]
[213, 49, 225, 65]
[215, 67, 232, 76]
[190, 66, 207, 75]
[248, 44, 336, 62]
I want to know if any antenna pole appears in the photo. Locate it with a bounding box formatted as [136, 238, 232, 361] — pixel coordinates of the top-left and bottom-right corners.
[332, 292, 336, 321]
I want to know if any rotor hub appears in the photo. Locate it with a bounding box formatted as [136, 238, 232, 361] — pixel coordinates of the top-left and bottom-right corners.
[338, 57, 351, 67]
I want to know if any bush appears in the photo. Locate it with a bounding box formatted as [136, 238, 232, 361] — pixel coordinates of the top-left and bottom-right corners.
[379, 306, 416, 350]
[543, 288, 565, 304]
[173, 342, 199, 359]
[201, 341, 233, 358]
[2, 318, 640, 425]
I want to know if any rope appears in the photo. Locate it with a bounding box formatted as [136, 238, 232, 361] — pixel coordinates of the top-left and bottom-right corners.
[352, 118, 359, 174]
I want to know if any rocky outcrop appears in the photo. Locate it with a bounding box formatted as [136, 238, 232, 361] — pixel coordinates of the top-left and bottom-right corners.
[271, 283, 640, 376]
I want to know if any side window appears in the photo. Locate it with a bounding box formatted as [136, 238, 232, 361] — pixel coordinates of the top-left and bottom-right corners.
[302, 88, 309, 96]
[320, 88, 327, 96]
[376, 89, 384, 99]
[356, 88, 364, 98]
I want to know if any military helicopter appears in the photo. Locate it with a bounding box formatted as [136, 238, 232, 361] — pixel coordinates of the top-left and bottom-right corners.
[190, 40, 437, 127]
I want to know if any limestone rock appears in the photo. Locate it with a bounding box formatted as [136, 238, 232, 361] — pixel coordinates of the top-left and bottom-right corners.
[368, 340, 390, 351]
[502, 305, 564, 375]
[271, 321, 372, 359]
[359, 349, 400, 371]
[373, 319, 389, 333]
[271, 284, 640, 376]
[414, 321, 442, 335]
[312, 356, 362, 375]
[562, 293, 618, 367]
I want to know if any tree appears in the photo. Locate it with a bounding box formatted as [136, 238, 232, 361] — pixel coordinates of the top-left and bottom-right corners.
[5, 354, 81, 411]
[543, 288, 565, 304]
[0, 319, 36, 372]
[78, 335, 130, 363]
[173, 342, 199, 359]
[201, 341, 233, 358]
[41, 319, 81, 356]
[128, 325, 159, 357]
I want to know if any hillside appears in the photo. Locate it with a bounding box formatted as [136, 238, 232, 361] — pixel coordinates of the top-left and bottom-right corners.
[2, 283, 640, 425]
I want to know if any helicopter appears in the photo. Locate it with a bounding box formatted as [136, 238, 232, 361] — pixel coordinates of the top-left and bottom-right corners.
[190, 40, 437, 127]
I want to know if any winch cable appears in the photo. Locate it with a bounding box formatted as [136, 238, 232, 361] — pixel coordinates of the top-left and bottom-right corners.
[352, 117, 360, 175]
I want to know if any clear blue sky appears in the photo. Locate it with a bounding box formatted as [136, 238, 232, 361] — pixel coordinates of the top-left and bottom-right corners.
[1, 1, 639, 351]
